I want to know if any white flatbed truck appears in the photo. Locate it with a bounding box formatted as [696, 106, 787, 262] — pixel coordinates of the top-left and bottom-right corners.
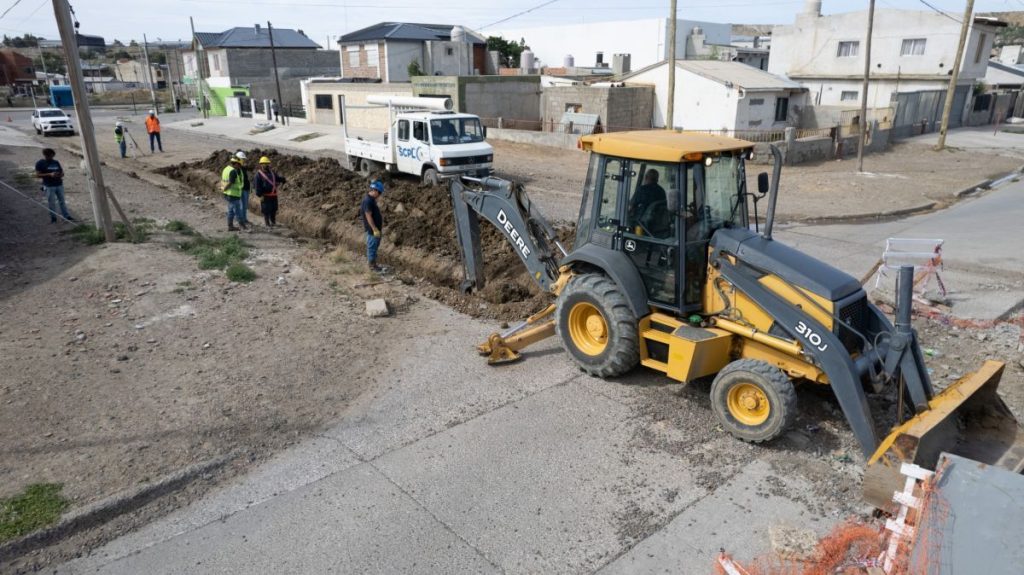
[342, 95, 494, 185]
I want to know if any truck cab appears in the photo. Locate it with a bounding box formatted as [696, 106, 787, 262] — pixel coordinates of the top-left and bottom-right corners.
[343, 96, 493, 185]
[393, 111, 493, 184]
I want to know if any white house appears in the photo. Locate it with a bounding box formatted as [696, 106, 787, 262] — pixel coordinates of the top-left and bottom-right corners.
[769, 2, 1003, 108]
[622, 60, 808, 131]
[494, 18, 732, 73]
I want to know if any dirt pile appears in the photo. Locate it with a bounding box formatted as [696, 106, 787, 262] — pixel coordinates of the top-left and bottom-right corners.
[157, 149, 573, 320]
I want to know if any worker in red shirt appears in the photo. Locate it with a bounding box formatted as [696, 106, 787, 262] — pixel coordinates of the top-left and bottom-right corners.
[145, 110, 163, 152]
[254, 155, 286, 228]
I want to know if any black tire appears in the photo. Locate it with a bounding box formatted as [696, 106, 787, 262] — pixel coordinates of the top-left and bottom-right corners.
[356, 158, 371, 178]
[710, 359, 796, 443]
[35, 127, 41, 135]
[555, 273, 639, 377]
[422, 167, 440, 187]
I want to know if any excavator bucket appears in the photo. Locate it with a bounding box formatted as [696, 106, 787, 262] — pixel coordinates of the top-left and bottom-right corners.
[864, 360, 1024, 508]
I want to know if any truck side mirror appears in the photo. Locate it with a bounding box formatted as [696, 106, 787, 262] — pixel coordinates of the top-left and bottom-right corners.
[482, 126, 488, 138]
[757, 172, 769, 196]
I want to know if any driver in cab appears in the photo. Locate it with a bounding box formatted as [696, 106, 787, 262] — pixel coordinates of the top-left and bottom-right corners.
[629, 170, 669, 238]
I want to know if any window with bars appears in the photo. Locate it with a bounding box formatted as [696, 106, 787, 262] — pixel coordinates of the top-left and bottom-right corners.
[840, 90, 859, 102]
[900, 38, 926, 56]
[837, 41, 859, 58]
[366, 45, 379, 68]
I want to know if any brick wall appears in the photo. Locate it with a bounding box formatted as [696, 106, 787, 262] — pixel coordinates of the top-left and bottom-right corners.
[341, 40, 385, 80]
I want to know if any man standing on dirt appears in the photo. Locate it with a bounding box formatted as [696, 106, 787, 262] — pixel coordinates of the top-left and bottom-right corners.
[221, 153, 248, 231]
[114, 122, 126, 158]
[234, 151, 252, 229]
[145, 110, 162, 153]
[360, 180, 384, 272]
[34, 148, 73, 223]
[254, 156, 286, 228]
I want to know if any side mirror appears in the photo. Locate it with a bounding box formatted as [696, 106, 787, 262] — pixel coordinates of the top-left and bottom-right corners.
[757, 172, 769, 196]
[482, 126, 488, 138]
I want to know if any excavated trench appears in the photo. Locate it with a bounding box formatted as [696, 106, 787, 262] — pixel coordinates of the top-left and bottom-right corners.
[157, 150, 573, 320]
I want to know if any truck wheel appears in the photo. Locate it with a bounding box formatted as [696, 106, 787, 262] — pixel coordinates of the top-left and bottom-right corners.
[356, 159, 371, 178]
[35, 127, 41, 135]
[711, 359, 796, 443]
[422, 167, 440, 187]
[555, 273, 639, 377]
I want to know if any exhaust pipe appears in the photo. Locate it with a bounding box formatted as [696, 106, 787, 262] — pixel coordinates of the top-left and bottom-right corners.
[762, 144, 782, 241]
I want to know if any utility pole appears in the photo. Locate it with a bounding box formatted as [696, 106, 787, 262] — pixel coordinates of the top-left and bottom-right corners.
[665, 0, 677, 130]
[267, 21, 285, 124]
[856, 0, 876, 172]
[51, 0, 114, 241]
[141, 34, 158, 111]
[190, 17, 207, 119]
[936, 0, 975, 151]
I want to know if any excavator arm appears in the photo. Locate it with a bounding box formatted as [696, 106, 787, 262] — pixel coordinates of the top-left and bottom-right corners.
[450, 176, 569, 364]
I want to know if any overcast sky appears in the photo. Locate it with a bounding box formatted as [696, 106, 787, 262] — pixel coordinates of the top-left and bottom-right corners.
[0, 0, 1018, 49]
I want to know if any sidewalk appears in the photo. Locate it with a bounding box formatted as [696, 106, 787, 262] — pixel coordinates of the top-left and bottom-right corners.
[163, 115, 347, 155]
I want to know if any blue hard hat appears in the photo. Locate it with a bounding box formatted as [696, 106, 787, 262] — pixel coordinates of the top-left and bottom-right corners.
[370, 180, 384, 193]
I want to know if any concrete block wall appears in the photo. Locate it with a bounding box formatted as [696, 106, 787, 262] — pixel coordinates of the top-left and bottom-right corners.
[605, 86, 654, 131]
[413, 76, 541, 126]
[226, 49, 340, 105]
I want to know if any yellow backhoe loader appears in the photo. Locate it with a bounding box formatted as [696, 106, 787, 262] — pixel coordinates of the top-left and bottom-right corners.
[448, 131, 1024, 507]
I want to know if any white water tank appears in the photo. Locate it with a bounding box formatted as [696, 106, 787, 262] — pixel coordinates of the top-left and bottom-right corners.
[451, 25, 467, 44]
[564, 54, 574, 68]
[521, 49, 535, 73]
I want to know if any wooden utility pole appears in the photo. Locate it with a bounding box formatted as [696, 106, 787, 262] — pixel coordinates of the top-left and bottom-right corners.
[51, 0, 114, 241]
[190, 17, 207, 119]
[856, 0, 876, 172]
[267, 21, 285, 124]
[666, 0, 677, 130]
[141, 34, 158, 111]
[935, 0, 975, 151]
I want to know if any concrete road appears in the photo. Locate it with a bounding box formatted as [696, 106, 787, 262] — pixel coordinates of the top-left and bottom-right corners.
[901, 125, 1024, 158]
[777, 177, 1024, 320]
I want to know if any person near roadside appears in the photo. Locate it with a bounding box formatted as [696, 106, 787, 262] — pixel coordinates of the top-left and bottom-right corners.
[114, 121, 126, 158]
[359, 180, 385, 272]
[34, 148, 73, 223]
[234, 151, 252, 228]
[221, 153, 248, 231]
[145, 110, 163, 152]
[254, 155, 286, 228]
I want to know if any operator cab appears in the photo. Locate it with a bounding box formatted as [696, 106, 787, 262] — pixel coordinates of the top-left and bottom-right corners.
[577, 131, 757, 316]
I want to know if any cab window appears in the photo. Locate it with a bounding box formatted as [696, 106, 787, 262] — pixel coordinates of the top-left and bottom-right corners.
[596, 157, 624, 232]
[626, 162, 677, 240]
[397, 119, 409, 141]
[413, 121, 427, 142]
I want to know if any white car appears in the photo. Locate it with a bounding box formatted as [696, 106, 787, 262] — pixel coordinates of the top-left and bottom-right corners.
[31, 108, 75, 136]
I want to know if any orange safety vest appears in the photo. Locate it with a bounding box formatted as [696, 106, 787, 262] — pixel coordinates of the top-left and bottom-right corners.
[145, 116, 161, 134]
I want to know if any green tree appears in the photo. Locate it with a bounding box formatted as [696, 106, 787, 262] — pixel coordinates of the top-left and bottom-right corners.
[407, 59, 424, 77]
[34, 52, 65, 75]
[151, 51, 167, 65]
[486, 35, 527, 68]
[111, 39, 125, 47]
[111, 49, 132, 61]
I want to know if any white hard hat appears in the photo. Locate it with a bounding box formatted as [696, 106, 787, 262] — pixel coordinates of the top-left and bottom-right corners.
[115, 121, 123, 127]
[148, 109, 155, 115]
[235, 151, 247, 160]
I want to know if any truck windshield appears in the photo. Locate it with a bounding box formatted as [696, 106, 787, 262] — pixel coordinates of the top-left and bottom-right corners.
[430, 118, 484, 145]
[40, 110, 65, 117]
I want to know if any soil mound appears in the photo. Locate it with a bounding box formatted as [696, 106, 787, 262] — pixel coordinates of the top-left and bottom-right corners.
[157, 149, 574, 320]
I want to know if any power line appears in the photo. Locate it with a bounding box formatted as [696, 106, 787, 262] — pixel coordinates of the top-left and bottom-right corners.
[479, 0, 561, 30]
[917, 0, 961, 24]
[0, 0, 26, 21]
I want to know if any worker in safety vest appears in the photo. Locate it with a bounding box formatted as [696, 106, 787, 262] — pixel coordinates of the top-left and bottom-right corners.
[145, 110, 163, 152]
[114, 121, 126, 158]
[254, 155, 286, 228]
[221, 152, 249, 231]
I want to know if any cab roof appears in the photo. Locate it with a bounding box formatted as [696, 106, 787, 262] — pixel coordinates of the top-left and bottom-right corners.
[578, 130, 754, 162]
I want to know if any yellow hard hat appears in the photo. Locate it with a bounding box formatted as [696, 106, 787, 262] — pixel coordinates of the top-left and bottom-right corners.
[259, 156, 271, 164]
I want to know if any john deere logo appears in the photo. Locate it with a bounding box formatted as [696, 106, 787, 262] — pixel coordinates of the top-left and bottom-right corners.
[624, 239, 637, 252]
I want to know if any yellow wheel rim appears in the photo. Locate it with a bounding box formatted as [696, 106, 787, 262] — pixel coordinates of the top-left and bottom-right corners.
[726, 383, 771, 426]
[568, 302, 608, 356]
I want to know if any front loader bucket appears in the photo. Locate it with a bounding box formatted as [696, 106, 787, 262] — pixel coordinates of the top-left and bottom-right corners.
[864, 360, 1024, 508]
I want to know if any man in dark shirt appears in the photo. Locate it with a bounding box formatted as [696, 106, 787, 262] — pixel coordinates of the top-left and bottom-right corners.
[34, 148, 73, 223]
[359, 180, 384, 272]
[629, 169, 667, 224]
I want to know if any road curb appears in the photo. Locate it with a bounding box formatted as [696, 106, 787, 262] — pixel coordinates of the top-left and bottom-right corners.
[795, 201, 938, 225]
[0, 452, 238, 561]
